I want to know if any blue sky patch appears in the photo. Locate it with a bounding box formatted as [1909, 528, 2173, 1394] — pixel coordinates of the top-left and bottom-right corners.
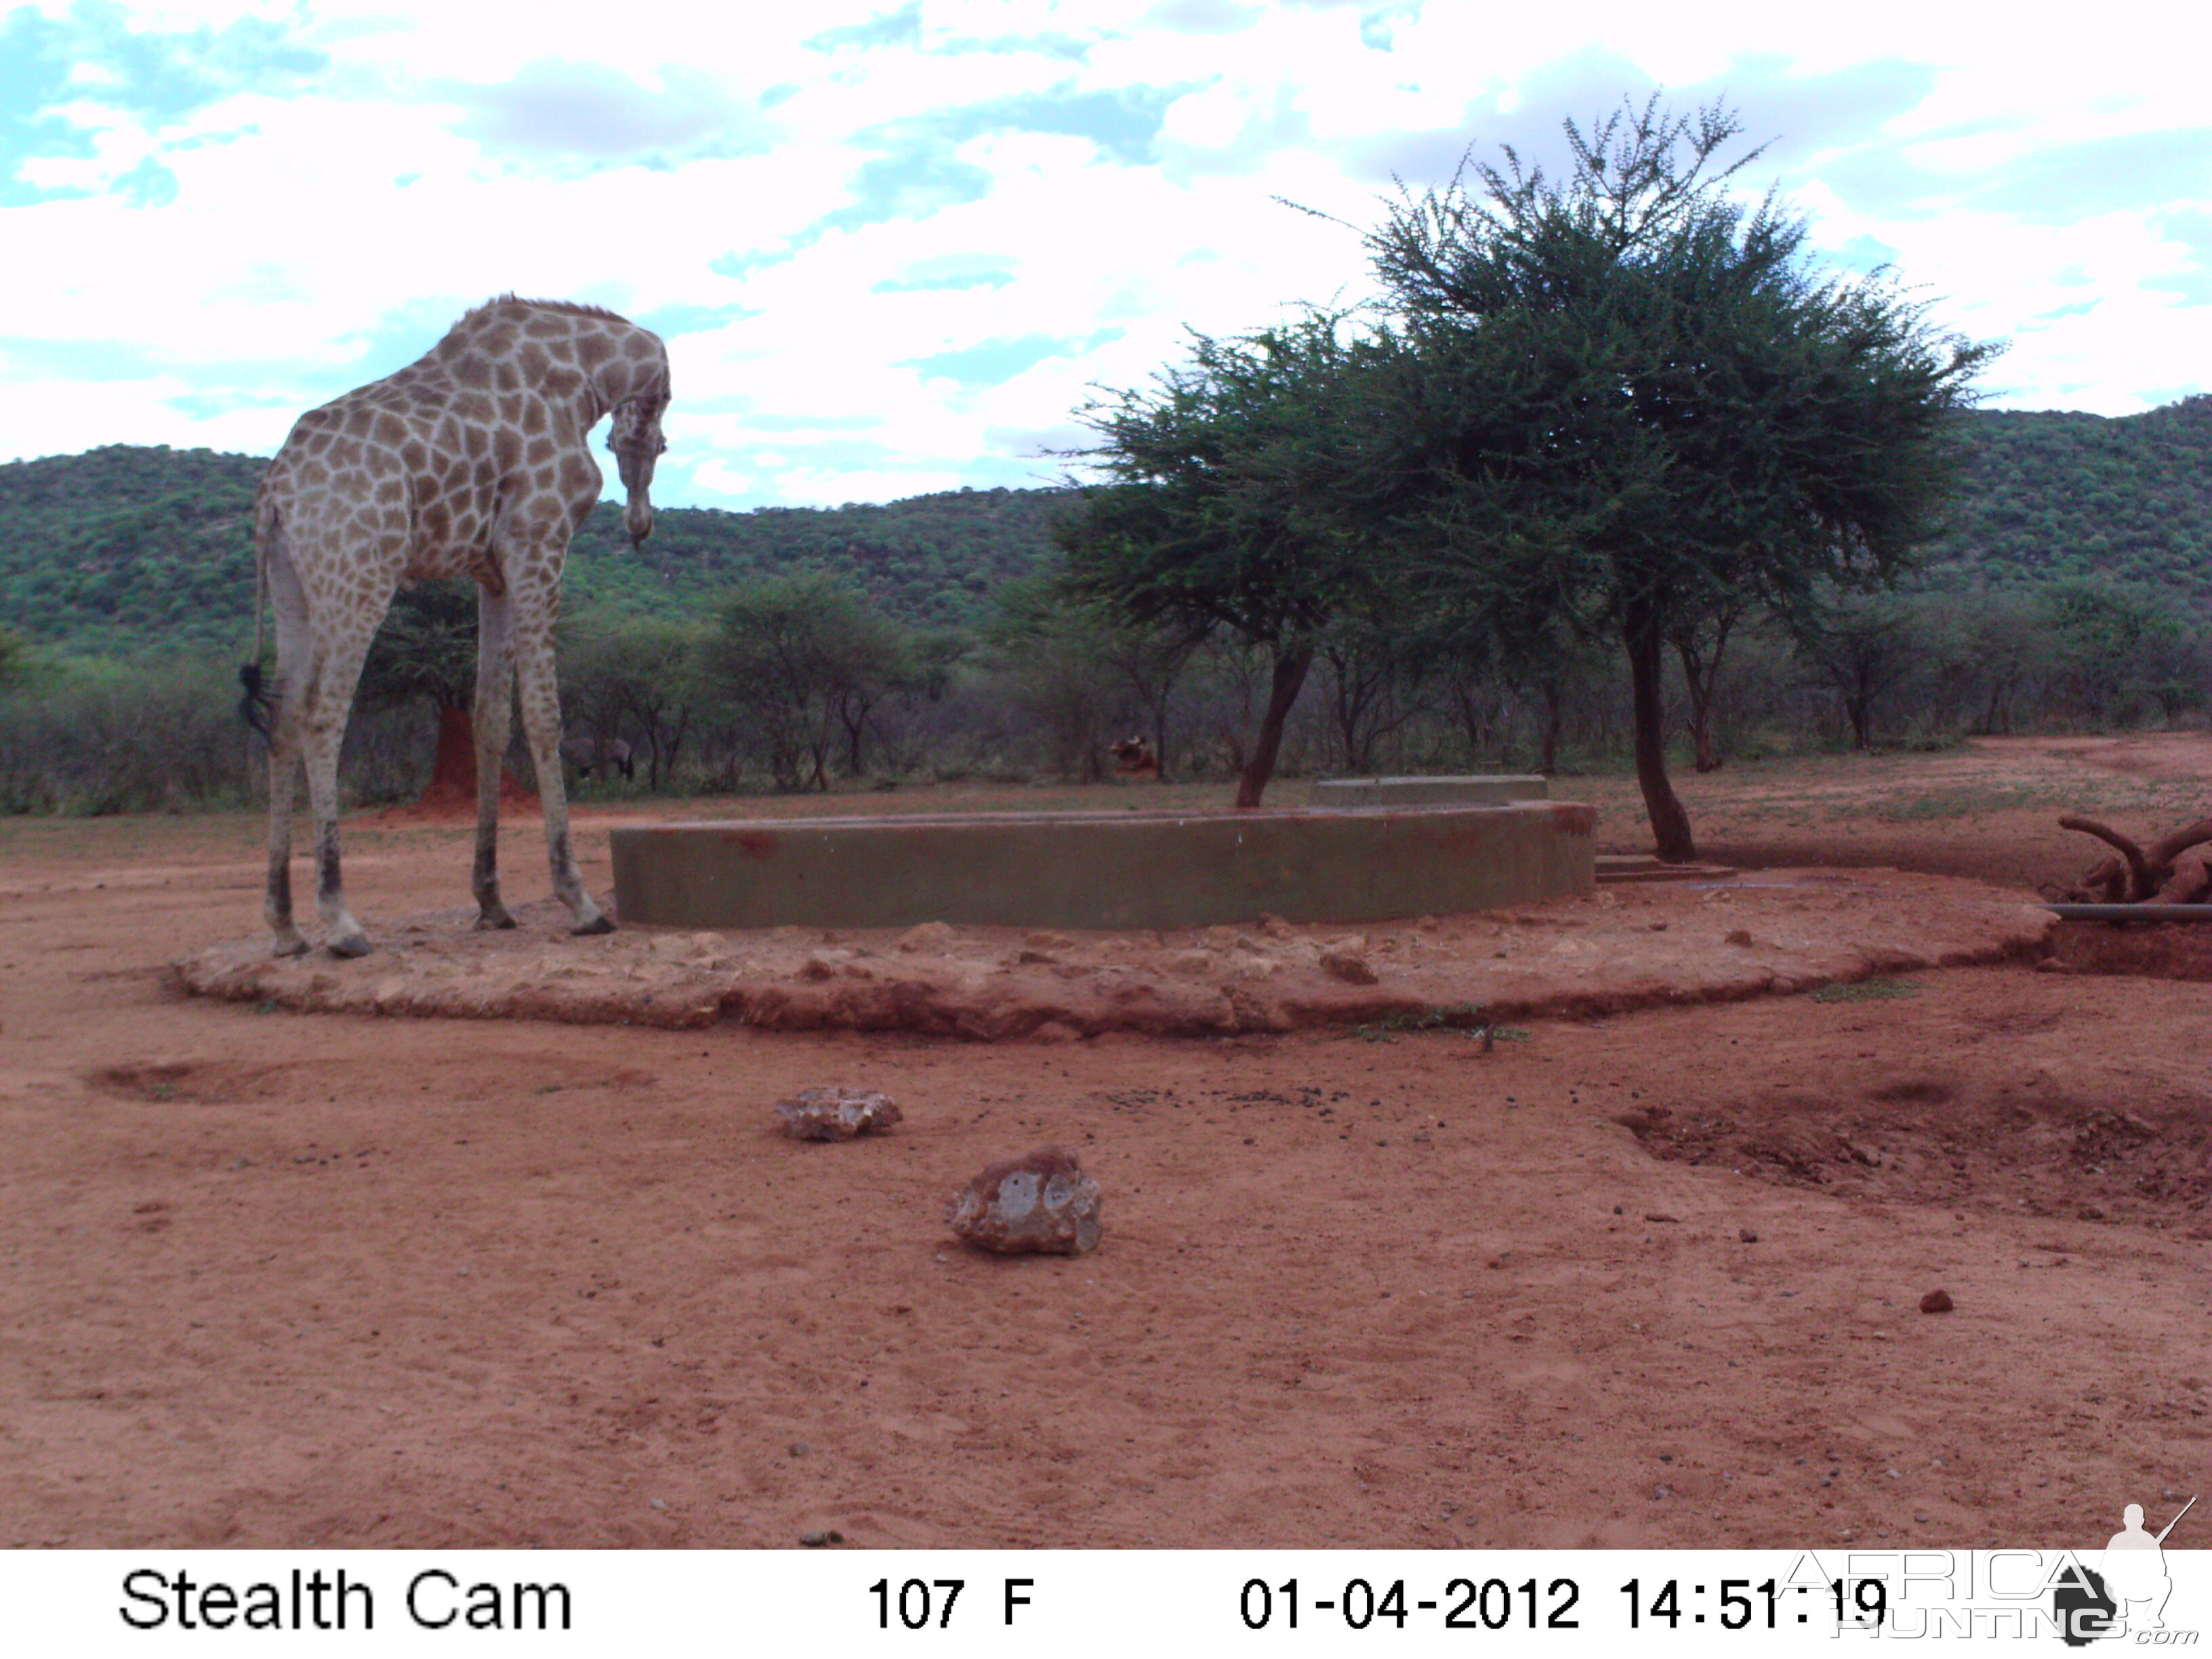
[451, 60, 765, 165]
[873, 269, 1015, 293]
[808, 83, 1183, 245]
[743, 412, 886, 432]
[110, 153, 177, 207]
[0, 3, 323, 203]
[0, 333, 165, 382]
[948, 85, 1183, 167]
[634, 301, 764, 338]
[904, 329, 1123, 388]
[1, 7, 96, 204]
[806, 2, 922, 54]
[710, 247, 801, 283]
[817, 135, 993, 237]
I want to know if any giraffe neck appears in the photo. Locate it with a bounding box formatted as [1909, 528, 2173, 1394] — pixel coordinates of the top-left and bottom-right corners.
[432, 298, 669, 429]
[585, 348, 668, 422]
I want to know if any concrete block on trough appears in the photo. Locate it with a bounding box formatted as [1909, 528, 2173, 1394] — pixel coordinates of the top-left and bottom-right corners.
[1309, 775, 1549, 808]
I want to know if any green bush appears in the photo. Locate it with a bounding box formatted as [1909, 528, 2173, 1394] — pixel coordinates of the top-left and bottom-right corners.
[0, 655, 253, 814]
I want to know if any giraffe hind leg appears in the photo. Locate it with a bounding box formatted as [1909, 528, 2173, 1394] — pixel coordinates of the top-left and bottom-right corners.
[300, 616, 379, 957]
[265, 729, 309, 957]
[262, 542, 310, 955]
[472, 585, 518, 930]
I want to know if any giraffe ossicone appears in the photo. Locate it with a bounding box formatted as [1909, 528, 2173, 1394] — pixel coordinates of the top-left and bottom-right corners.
[249, 295, 670, 958]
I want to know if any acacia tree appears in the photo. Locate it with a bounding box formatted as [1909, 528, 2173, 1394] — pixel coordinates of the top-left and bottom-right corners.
[1794, 590, 1923, 748]
[1366, 98, 1999, 859]
[988, 579, 1202, 778]
[560, 615, 712, 788]
[1056, 311, 1394, 807]
[1317, 612, 1436, 774]
[705, 573, 916, 790]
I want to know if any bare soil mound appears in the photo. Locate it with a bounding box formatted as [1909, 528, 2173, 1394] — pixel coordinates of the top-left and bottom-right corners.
[174, 869, 2055, 1036]
[2045, 918, 2212, 980]
[1621, 1057, 2212, 1227]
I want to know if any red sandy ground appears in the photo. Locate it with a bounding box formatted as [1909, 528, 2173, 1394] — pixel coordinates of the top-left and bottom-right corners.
[1, 735, 2207, 1549]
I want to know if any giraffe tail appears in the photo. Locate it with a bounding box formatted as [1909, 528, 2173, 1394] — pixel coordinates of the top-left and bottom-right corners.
[239, 662, 274, 735]
[240, 494, 277, 735]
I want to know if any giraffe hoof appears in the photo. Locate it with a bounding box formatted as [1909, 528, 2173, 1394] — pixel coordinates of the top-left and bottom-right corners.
[327, 933, 374, 959]
[474, 909, 518, 932]
[571, 915, 617, 936]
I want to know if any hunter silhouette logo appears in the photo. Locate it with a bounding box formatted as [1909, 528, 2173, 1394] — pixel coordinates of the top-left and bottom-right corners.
[2053, 1494, 2196, 1645]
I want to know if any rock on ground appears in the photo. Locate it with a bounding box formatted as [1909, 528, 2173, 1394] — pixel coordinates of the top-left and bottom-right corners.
[948, 1147, 1103, 1255]
[775, 1087, 902, 1141]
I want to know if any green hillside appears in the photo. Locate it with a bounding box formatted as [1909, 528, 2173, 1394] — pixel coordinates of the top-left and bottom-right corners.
[0, 444, 1074, 657]
[0, 445, 262, 657]
[5, 392, 2211, 659]
[1922, 394, 2212, 597]
[558, 481, 1073, 630]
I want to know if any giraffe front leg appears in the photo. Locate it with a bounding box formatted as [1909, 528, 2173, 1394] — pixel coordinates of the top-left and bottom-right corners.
[514, 626, 611, 935]
[471, 586, 517, 931]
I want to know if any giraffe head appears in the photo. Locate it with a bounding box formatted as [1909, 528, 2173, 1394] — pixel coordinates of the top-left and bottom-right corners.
[606, 394, 668, 545]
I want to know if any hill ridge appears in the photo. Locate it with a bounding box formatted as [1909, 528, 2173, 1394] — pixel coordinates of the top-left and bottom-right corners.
[5, 396, 2209, 657]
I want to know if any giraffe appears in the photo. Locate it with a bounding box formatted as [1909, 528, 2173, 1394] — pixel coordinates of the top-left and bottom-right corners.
[248, 295, 670, 957]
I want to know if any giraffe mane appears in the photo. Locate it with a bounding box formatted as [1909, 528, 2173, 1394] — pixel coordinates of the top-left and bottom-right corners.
[457, 294, 634, 327]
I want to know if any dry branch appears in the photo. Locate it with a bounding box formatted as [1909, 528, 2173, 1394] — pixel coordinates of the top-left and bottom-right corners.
[2059, 814, 2212, 905]
[2059, 815, 2154, 901]
[2146, 815, 2212, 869]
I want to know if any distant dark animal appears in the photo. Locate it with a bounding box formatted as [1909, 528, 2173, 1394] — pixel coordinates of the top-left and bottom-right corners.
[1108, 735, 1160, 781]
[560, 735, 634, 781]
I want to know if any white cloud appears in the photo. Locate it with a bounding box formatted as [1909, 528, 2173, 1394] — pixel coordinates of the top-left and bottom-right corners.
[0, 0, 2205, 508]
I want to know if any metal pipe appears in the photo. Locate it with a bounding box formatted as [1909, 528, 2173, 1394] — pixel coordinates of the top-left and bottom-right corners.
[2044, 904, 2212, 922]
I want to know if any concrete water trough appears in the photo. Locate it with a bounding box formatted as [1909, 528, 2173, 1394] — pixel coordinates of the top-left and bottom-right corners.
[610, 800, 1595, 933]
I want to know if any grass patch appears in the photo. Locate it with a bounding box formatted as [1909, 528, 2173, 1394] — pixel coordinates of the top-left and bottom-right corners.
[1809, 977, 1922, 1003]
[1352, 1004, 1532, 1044]
[1874, 785, 2053, 822]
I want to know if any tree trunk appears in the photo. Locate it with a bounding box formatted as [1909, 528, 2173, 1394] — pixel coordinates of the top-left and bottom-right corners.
[1537, 679, 1563, 775]
[1687, 718, 1721, 773]
[1845, 693, 1871, 750]
[657, 707, 692, 792]
[1624, 604, 1696, 862]
[1672, 611, 1735, 774]
[1130, 653, 1185, 785]
[1234, 640, 1315, 809]
[420, 705, 535, 811]
[427, 705, 475, 802]
[838, 693, 873, 778]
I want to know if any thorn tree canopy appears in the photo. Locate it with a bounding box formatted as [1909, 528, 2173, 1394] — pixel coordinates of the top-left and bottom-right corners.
[1054, 310, 1397, 808]
[1366, 96, 2001, 859]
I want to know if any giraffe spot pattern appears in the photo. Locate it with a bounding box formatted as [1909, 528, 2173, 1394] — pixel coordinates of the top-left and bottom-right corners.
[251, 293, 671, 935]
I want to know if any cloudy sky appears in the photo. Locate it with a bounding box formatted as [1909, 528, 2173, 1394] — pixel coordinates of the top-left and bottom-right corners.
[3, 0, 2207, 510]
